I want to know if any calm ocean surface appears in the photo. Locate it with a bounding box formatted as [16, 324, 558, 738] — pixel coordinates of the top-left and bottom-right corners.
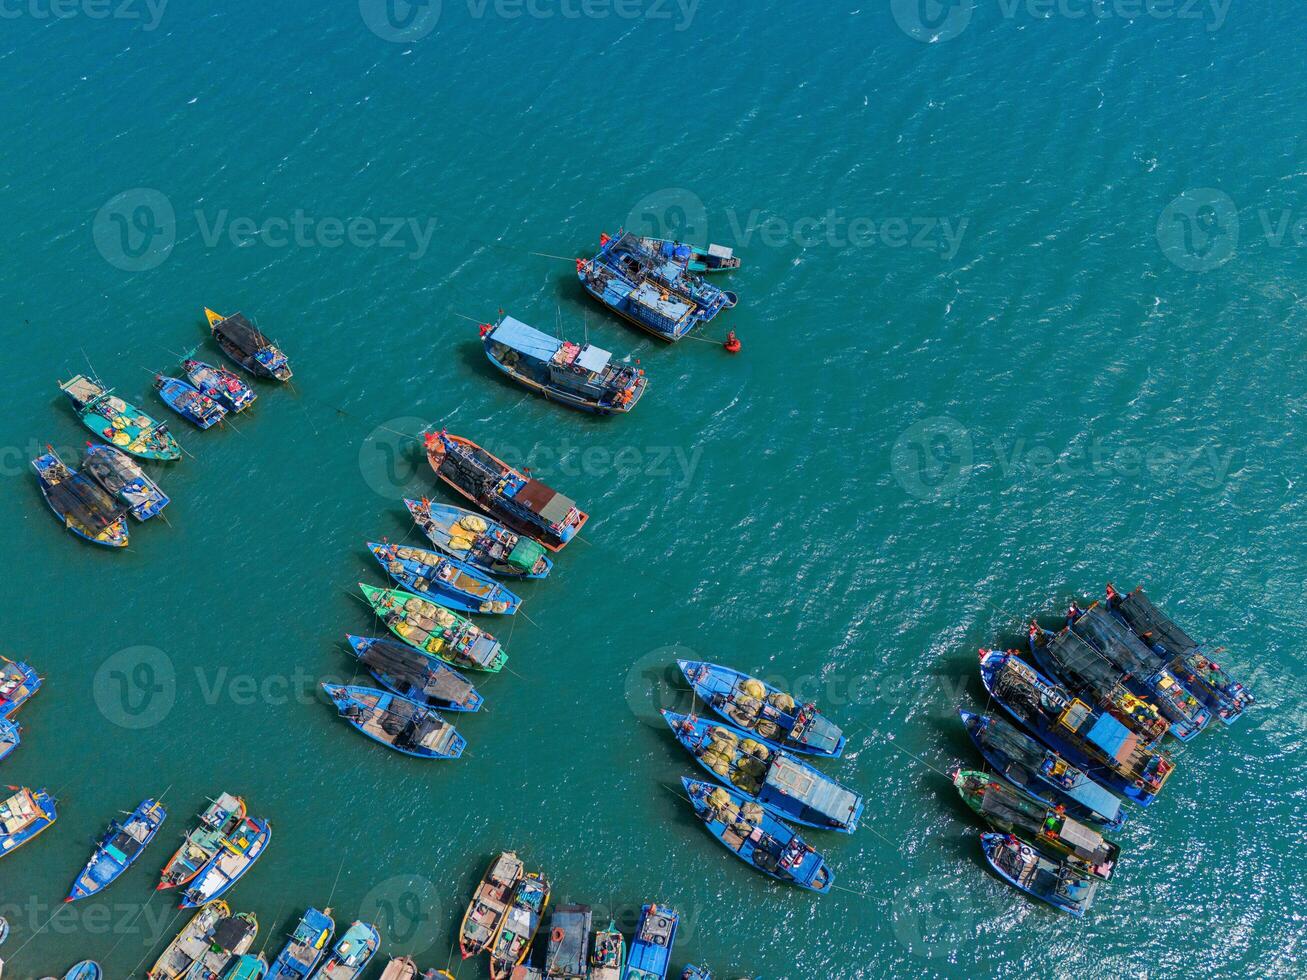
[1, 2, 1304, 977]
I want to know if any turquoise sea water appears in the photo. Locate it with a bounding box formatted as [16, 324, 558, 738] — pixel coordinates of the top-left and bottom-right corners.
[1, 3, 1305, 977]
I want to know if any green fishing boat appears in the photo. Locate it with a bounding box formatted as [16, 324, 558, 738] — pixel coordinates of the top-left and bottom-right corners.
[951, 768, 1119, 882]
[59, 375, 182, 461]
[358, 583, 507, 673]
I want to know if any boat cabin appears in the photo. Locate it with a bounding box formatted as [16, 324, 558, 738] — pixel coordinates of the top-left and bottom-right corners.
[547, 341, 617, 398]
[763, 756, 861, 829]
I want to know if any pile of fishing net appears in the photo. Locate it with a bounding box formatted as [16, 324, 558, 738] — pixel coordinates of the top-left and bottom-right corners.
[698, 727, 739, 777]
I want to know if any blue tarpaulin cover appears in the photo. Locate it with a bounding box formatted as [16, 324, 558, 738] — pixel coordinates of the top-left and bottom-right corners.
[1086, 713, 1132, 761]
[489, 316, 562, 363]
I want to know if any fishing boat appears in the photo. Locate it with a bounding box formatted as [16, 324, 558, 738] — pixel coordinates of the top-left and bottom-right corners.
[182, 357, 257, 413]
[0, 718, 18, 764]
[0, 914, 8, 944]
[958, 710, 1126, 831]
[0, 657, 41, 717]
[146, 901, 229, 979]
[680, 969, 713, 980]
[155, 376, 228, 429]
[951, 769, 1118, 881]
[267, 907, 335, 980]
[378, 959, 418, 980]
[180, 910, 258, 979]
[1107, 585, 1254, 724]
[308, 920, 379, 980]
[678, 661, 846, 757]
[205, 309, 292, 381]
[367, 541, 521, 615]
[423, 432, 589, 552]
[0, 787, 56, 859]
[578, 232, 736, 342]
[67, 798, 168, 901]
[625, 904, 678, 980]
[979, 832, 1098, 917]
[662, 711, 864, 833]
[59, 374, 182, 460]
[221, 955, 268, 980]
[544, 904, 591, 979]
[635, 237, 741, 274]
[405, 499, 552, 579]
[978, 650, 1175, 806]
[62, 962, 102, 980]
[1026, 625, 1171, 746]
[345, 636, 483, 712]
[459, 851, 525, 958]
[589, 920, 625, 980]
[180, 815, 272, 908]
[1057, 606, 1211, 741]
[158, 793, 248, 891]
[82, 444, 170, 520]
[358, 584, 507, 673]
[32, 450, 130, 547]
[488, 873, 550, 980]
[682, 777, 834, 893]
[481, 315, 647, 415]
[323, 684, 466, 760]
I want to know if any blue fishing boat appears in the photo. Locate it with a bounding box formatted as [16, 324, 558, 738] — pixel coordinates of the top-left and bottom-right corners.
[159, 792, 247, 893]
[82, 444, 170, 520]
[344, 636, 483, 712]
[0, 787, 57, 859]
[323, 684, 466, 759]
[206, 309, 293, 381]
[0, 717, 19, 764]
[183, 357, 257, 412]
[979, 832, 1098, 917]
[0, 915, 8, 944]
[680, 968, 713, 980]
[59, 374, 182, 461]
[624, 904, 678, 980]
[67, 798, 168, 901]
[958, 710, 1126, 831]
[155, 375, 228, 429]
[268, 907, 335, 980]
[32, 449, 130, 548]
[662, 712, 863, 833]
[405, 499, 552, 579]
[481, 315, 647, 414]
[635, 237, 741, 274]
[1107, 584, 1254, 725]
[678, 661, 845, 757]
[681, 777, 834, 893]
[0, 656, 40, 717]
[367, 541, 521, 615]
[62, 961, 103, 980]
[308, 920, 379, 980]
[180, 816, 272, 909]
[978, 650, 1175, 806]
[578, 232, 736, 342]
[221, 954, 268, 979]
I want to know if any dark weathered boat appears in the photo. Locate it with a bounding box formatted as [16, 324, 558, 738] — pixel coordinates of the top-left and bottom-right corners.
[405, 499, 552, 579]
[32, 449, 129, 548]
[82, 444, 170, 521]
[323, 684, 466, 759]
[344, 635, 483, 712]
[488, 873, 550, 980]
[980, 832, 1098, 917]
[543, 904, 592, 979]
[459, 850, 525, 958]
[205, 308, 292, 381]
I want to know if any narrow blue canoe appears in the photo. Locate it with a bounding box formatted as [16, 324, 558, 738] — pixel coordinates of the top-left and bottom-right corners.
[0, 656, 40, 717]
[958, 710, 1126, 831]
[183, 357, 258, 412]
[678, 660, 845, 757]
[308, 920, 379, 980]
[0, 717, 20, 764]
[323, 684, 466, 759]
[67, 798, 167, 901]
[681, 778, 834, 893]
[0, 787, 57, 859]
[62, 961, 102, 980]
[344, 636, 483, 712]
[268, 907, 335, 980]
[405, 499, 553, 579]
[980, 832, 1098, 917]
[155, 375, 228, 429]
[662, 711, 863, 833]
[625, 904, 678, 980]
[367, 541, 521, 615]
[32, 450, 130, 548]
[179, 815, 272, 909]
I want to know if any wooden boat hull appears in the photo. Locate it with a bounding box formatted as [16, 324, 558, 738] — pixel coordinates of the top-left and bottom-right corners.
[68, 798, 168, 901]
[146, 900, 230, 979]
[268, 907, 334, 980]
[459, 851, 524, 958]
[404, 499, 553, 579]
[0, 787, 57, 859]
[179, 816, 271, 908]
[980, 832, 1097, 917]
[488, 874, 550, 980]
[158, 794, 247, 891]
[367, 541, 520, 615]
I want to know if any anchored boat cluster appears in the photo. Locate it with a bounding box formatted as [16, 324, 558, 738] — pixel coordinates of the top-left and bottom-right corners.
[35, 309, 292, 549]
[956, 583, 1255, 916]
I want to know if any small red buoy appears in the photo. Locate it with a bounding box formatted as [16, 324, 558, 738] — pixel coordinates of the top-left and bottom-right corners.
[723, 330, 742, 354]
